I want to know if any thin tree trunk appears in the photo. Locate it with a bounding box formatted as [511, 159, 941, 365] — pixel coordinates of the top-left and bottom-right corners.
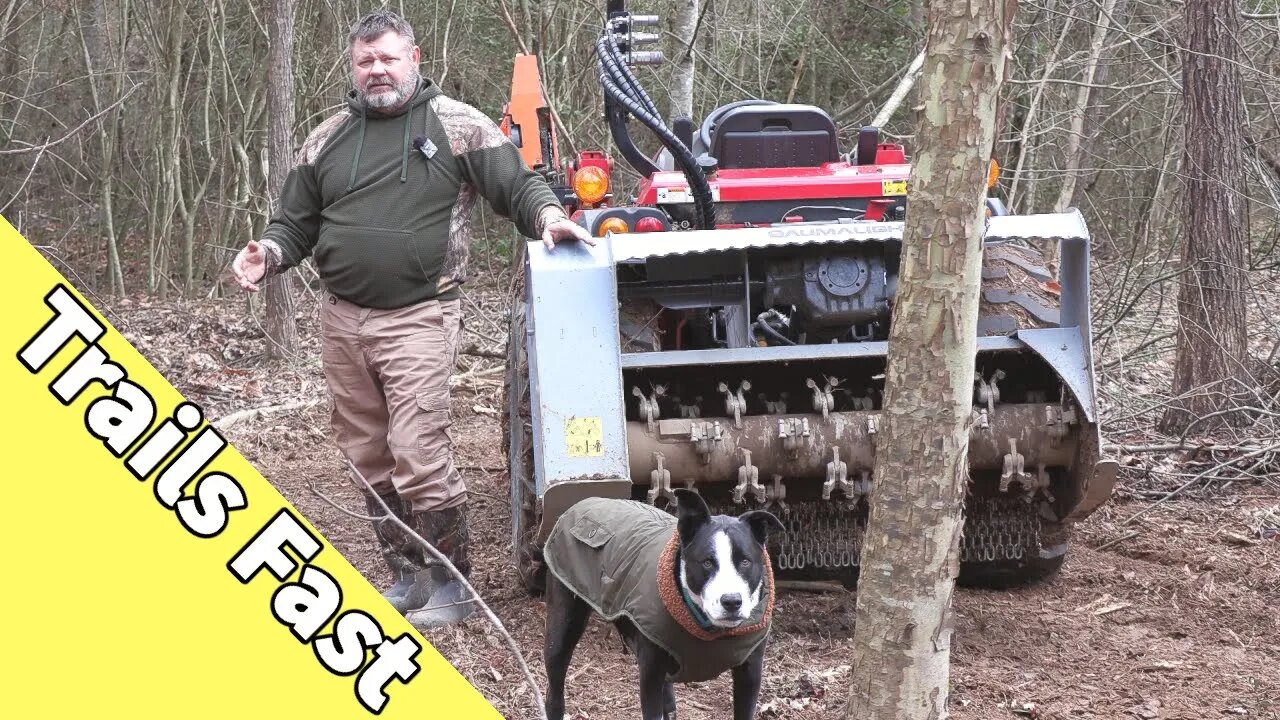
[1052, 0, 1124, 214]
[146, 3, 186, 297]
[265, 0, 297, 359]
[175, 29, 213, 294]
[668, 0, 698, 123]
[845, 0, 1015, 718]
[77, 0, 128, 295]
[1065, 0, 1130, 210]
[1159, 0, 1250, 433]
[162, 9, 185, 297]
[1007, 13, 1073, 213]
[785, 26, 810, 105]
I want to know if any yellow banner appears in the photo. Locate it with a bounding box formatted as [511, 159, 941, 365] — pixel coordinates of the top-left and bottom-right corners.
[0, 216, 502, 719]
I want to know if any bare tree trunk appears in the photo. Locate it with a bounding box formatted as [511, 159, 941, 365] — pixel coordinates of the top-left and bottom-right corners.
[1007, 13, 1073, 214]
[1052, 0, 1124, 214]
[1159, 0, 1250, 433]
[1065, 0, 1130, 211]
[77, 0, 128, 295]
[143, 2, 187, 297]
[517, 0, 534, 55]
[845, 0, 1015, 718]
[264, 0, 296, 359]
[175, 26, 213, 294]
[668, 0, 698, 123]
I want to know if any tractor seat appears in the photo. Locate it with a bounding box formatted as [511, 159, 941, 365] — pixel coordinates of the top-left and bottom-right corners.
[707, 103, 839, 170]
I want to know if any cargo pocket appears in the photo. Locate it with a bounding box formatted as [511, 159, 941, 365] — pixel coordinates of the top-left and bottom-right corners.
[416, 387, 453, 462]
[569, 517, 622, 610]
[569, 516, 613, 548]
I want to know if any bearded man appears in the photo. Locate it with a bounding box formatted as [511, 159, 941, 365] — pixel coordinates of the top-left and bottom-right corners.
[230, 9, 591, 628]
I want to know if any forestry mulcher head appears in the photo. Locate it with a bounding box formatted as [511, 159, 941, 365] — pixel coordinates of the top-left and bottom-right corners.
[502, 0, 1116, 593]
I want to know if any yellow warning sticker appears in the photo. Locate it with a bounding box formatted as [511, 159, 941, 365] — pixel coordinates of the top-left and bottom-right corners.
[565, 417, 604, 457]
[882, 179, 908, 196]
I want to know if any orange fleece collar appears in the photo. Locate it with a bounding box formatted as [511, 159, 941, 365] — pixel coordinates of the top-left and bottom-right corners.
[655, 531, 774, 641]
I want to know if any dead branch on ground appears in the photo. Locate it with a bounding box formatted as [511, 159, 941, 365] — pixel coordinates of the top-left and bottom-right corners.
[306, 459, 549, 720]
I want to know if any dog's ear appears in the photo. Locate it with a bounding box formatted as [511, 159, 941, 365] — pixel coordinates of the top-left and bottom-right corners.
[674, 488, 711, 544]
[738, 510, 785, 546]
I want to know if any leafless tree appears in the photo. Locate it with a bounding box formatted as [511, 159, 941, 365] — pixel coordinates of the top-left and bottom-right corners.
[845, 0, 1016, 718]
[667, 0, 698, 123]
[264, 0, 297, 358]
[1159, 0, 1251, 433]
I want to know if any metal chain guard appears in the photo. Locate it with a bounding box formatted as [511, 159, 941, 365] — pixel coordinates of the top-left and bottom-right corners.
[709, 496, 1042, 570]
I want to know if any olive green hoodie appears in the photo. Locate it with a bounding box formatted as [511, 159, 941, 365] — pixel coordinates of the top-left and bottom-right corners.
[262, 78, 561, 308]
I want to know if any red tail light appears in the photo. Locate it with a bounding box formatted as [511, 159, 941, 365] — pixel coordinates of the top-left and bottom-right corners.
[634, 216, 665, 233]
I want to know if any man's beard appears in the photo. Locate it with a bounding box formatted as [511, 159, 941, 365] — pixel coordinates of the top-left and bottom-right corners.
[360, 71, 419, 110]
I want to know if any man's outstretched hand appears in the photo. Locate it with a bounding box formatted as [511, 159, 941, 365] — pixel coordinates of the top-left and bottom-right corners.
[231, 241, 267, 292]
[540, 217, 596, 251]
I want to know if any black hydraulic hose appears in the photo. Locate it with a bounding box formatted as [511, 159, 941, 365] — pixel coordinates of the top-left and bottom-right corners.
[755, 320, 796, 346]
[595, 35, 661, 126]
[606, 104, 659, 177]
[599, 73, 714, 230]
[594, 26, 715, 229]
[599, 74, 711, 228]
[603, 23, 661, 119]
[595, 36, 714, 230]
[594, 25, 657, 119]
[595, 38, 647, 114]
[593, 35, 662, 178]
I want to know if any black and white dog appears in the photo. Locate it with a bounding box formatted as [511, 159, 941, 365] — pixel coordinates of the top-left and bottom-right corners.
[543, 489, 784, 720]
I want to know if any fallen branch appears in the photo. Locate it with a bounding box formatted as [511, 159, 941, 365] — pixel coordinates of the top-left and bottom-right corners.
[1123, 444, 1280, 525]
[214, 399, 322, 430]
[1094, 530, 1139, 552]
[834, 63, 910, 124]
[775, 579, 848, 594]
[1103, 441, 1271, 454]
[449, 365, 504, 387]
[328, 460, 549, 720]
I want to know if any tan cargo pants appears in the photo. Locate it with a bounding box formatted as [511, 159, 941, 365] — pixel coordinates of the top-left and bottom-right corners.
[321, 293, 466, 512]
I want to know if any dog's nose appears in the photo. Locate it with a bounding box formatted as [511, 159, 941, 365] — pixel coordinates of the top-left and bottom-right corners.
[720, 593, 743, 614]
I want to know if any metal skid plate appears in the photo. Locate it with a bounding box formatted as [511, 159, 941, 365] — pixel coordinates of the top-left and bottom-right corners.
[525, 239, 631, 500]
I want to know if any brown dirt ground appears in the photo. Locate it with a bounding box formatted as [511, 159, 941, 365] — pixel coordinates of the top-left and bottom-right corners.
[100, 274, 1280, 720]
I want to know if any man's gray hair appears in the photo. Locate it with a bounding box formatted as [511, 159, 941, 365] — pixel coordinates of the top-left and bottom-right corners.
[348, 9, 416, 48]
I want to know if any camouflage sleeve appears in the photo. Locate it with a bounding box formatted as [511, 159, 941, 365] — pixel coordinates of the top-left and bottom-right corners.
[260, 239, 284, 274]
[436, 97, 562, 239]
[535, 204, 569, 238]
[260, 110, 350, 274]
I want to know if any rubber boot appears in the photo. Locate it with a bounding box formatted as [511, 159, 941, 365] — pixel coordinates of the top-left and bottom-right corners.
[404, 503, 476, 629]
[363, 489, 434, 613]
